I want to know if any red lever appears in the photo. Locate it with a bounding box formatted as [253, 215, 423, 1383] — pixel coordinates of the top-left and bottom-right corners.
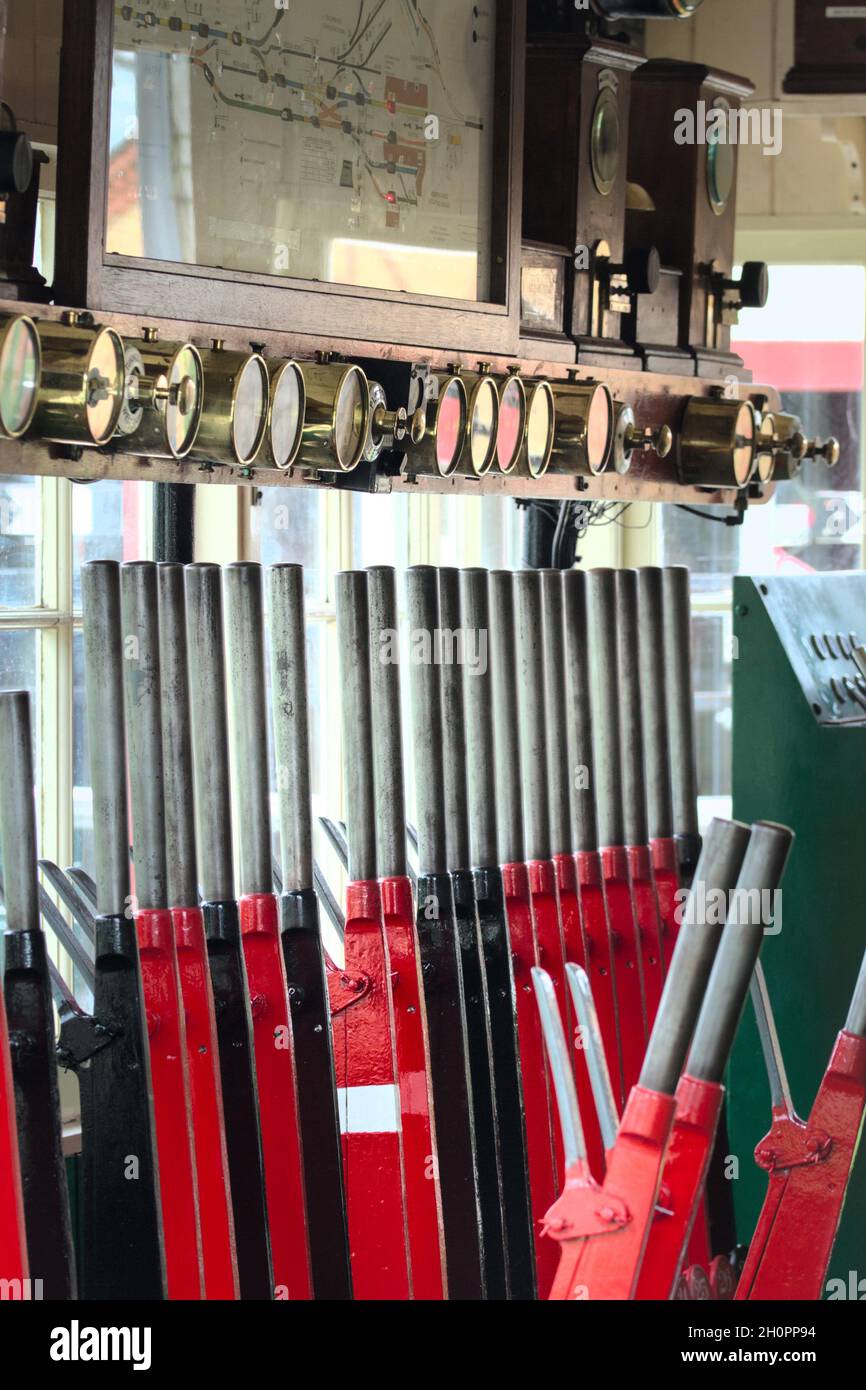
[333, 879, 412, 1301]
[650, 836, 683, 967]
[575, 850, 622, 1116]
[502, 861, 560, 1298]
[600, 846, 648, 1100]
[380, 873, 445, 1301]
[547, 1085, 677, 1301]
[553, 852, 604, 1180]
[239, 891, 311, 1301]
[634, 1073, 724, 1300]
[528, 858, 570, 1188]
[136, 906, 204, 1300]
[627, 844, 666, 1028]
[0, 984, 28, 1285]
[737, 1030, 866, 1301]
[172, 905, 239, 1300]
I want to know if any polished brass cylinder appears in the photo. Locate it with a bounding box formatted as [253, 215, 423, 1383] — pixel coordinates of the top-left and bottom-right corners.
[677, 396, 756, 489]
[612, 401, 637, 476]
[264, 358, 306, 470]
[452, 367, 499, 478]
[495, 369, 527, 475]
[188, 344, 269, 467]
[296, 360, 369, 473]
[111, 333, 204, 459]
[0, 313, 41, 439]
[403, 373, 468, 478]
[519, 379, 556, 479]
[31, 314, 126, 446]
[548, 378, 614, 477]
[754, 411, 778, 484]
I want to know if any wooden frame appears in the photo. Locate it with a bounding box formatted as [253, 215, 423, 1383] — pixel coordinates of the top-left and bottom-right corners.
[54, 0, 526, 356]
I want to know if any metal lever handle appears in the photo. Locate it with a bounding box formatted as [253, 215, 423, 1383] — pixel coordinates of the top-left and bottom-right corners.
[320, 816, 349, 871]
[336, 571, 378, 884]
[639, 817, 751, 1096]
[845, 946, 866, 1039]
[65, 866, 98, 914]
[0, 690, 40, 934]
[269, 565, 316, 895]
[688, 822, 794, 1084]
[184, 564, 235, 905]
[222, 564, 274, 897]
[566, 964, 620, 1151]
[532, 967, 586, 1171]
[38, 860, 96, 944]
[750, 960, 794, 1114]
[366, 567, 408, 880]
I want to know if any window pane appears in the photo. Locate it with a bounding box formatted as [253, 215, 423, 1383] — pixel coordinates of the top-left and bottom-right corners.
[73, 480, 152, 611]
[352, 493, 409, 571]
[0, 629, 38, 943]
[479, 496, 521, 570]
[257, 489, 329, 604]
[692, 611, 734, 801]
[0, 475, 40, 609]
[72, 629, 95, 881]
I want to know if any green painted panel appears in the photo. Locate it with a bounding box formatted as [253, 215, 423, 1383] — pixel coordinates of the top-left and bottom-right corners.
[731, 574, 866, 1295]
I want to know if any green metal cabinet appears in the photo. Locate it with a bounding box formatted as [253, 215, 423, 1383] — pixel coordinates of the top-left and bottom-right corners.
[731, 572, 866, 1292]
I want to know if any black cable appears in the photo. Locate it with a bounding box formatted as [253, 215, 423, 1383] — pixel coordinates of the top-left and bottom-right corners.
[675, 502, 746, 528]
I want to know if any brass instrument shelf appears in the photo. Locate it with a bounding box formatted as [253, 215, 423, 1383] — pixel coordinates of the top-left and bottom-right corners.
[0, 297, 780, 509]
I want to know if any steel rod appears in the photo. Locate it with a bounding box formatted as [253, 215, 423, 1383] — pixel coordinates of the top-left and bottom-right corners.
[335, 571, 377, 883]
[439, 567, 472, 872]
[586, 569, 625, 851]
[639, 817, 751, 1096]
[183, 564, 234, 904]
[366, 566, 407, 880]
[540, 571, 572, 857]
[636, 567, 674, 841]
[689, 822, 794, 1083]
[566, 963, 619, 1152]
[157, 563, 198, 910]
[38, 856, 95, 945]
[532, 968, 585, 1171]
[750, 961, 794, 1114]
[615, 569, 649, 849]
[406, 566, 447, 876]
[489, 571, 524, 866]
[514, 570, 551, 863]
[562, 569, 598, 853]
[0, 691, 39, 933]
[80, 561, 130, 917]
[846, 947, 866, 1038]
[662, 566, 700, 841]
[459, 569, 498, 870]
[222, 563, 273, 897]
[268, 564, 314, 892]
[119, 562, 167, 911]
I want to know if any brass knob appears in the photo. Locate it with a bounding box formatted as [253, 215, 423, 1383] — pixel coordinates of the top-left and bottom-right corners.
[804, 436, 841, 468]
[624, 421, 673, 459]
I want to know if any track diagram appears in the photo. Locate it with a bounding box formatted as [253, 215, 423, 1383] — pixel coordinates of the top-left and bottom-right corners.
[108, 1, 496, 299]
